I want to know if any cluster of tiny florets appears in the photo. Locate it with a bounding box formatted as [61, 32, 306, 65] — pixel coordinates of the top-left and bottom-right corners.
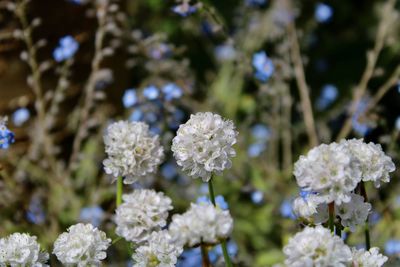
[351, 247, 388, 267]
[0, 233, 49, 266]
[171, 112, 238, 182]
[53, 223, 111, 267]
[115, 189, 173, 243]
[132, 231, 183, 267]
[103, 121, 164, 184]
[0, 117, 15, 150]
[169, 202, 233, 247]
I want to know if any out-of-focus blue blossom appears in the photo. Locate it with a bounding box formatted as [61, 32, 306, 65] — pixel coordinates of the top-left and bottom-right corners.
[53, 35, 79, 62]
[395, 117, 400, 131]
[369, 211, 381, 225]
[12, 108, 30, 126]
[280, 199, 295, 219]
[215, 45, 236, 61]
[177, 248, 202, 267]
[251, 190, 264, 204]
[214, 241, 238, 257]
[122, 89, 137, 108]
[315, 3, 333, 23]
[352, 97, 372, 136]
[168, 108, 186, 129]
[251, 124, 270, 141]
[172, 2, 197, 17]
[385, 240, 400, 255]
[162, 83, 183, 101]
[129, 109, 143, 122]
[199, 183, 209, 194]
[79, 205, 105, 227]
[143, 85, 160, 100]
[247, 143, 266, 158]
[161, 162, 178, 180]
[143, 111, 158, 124]
[26, 197, 45, 225]
[0, 118, 15, 149]
[316, 84, 338, 110]
[252, 51, 274, 82]
[246, 0, 267, 7]
[149, 126, 162, 135]
[149, 43, 171, 60]
[196, 195, 229, 210]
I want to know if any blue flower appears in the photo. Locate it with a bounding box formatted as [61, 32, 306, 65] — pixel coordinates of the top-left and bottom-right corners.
[196, 195, 229, 210]
[161, 162, 178, 180]
[53, 35, 79, 62]
[143, 85, 160, 100]
[79, 205, 105, 227]
[177, 248, 202, 267]
[26, 197, 45, 225]
[315, 3, 333, 23]
[316, 84, 338, 110]
[247, 143, 266, 157]
[162, 83, 183, 101]
[252, 51, 274, 82]
[215, 45, 236, 61]
[172, 2, 197, 17]
[352, 97, 372, 136]
[0, 119, 15, 149]
[122, 89, 137, 108]
[12, 108, 30, 126]
[129, 109, 143, 122]
[251, 124, 270, 141]
[169, 109, 186, 129]
[251, 190, 264, 204]
[280, 199, 296, 219]
[385, 240, 400, 255]
[149, 43, 171, 60]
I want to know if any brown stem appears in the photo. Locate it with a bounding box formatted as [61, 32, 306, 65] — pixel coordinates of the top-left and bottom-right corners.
[201, 244, 211, 267]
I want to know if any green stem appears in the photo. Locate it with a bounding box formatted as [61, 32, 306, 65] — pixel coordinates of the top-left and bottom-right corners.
[207, 178, 233, 267]
[328, 202, 335, 233]
[201, 244, 211, 267]
[359, 181, 371, 249]
[116, 176, 123, 207]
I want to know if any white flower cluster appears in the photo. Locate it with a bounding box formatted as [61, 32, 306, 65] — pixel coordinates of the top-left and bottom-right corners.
[53, 223, 111, 267]
[132, 231, 183, 267]
[169, 202, 233, 247]
[0, 233, 49, 267]
[103, 121, 164, 184]
[115, 189, 173, 243]
[283, 226, 387, 267]
[171, 112, 238, 182]
[294, 139, 395, 205]
[293, 193, 371, 232]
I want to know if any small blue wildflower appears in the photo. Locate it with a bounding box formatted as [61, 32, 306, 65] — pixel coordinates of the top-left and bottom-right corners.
[129, 109, 143, 122]
[215, 45, 236, 61]
[122, 89, 137, 108]
[162, 83, 183, 101]
[245, 0, 267, 7]
[280, 199, 296, 219]
[149, 126, 161, 135]
[12, 108, 30, 126]
[172, 2, 197, 17]
[196, 195, 229, 210]
[316, 84, 338, 110]
[79, 205, 105, 227]
[247, 143, 266, 157]
[385, 239, 400, 255]
[395, 117, 400, 131]
[26, 197, 45, 225]
[161, 162, 178, 180]
[199, 183, 209, 194]
[352, 97, 372, 136]
[252, 51, 274, 82]
[251, 190, 264, 204]
[53, 35, 79, 62]
[369, 211, 381, 225]
[177, 248, 202, 267]
[251, 124, 270, 141]
[0, 118, 15, 149]
[315, 3, 333, 23]
[143, 85, 159, 100]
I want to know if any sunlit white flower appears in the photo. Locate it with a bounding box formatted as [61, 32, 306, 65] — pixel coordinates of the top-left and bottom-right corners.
[169, 203, 233, 247]
[351, 247, 388, 267]
[0, 233, 49, 266]
[103, 121, 164, 184]
[336, 193, 371, 232]
[292, 194, 321, 219]
[283, 225, 352, 267]
[53, 223, 111, 267]
[172, 112, 238, 182]
[132, 231, 183, 267]
[115, 189, 173, 243]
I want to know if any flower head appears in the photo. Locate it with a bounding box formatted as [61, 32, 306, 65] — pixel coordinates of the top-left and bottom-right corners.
[283, 226, 352, 267]
[0, 233, 49, 266]
[172, 112, 238, 182]
[172, 1, 197, 17]
[53, 35, 79, 62]
[0, 117, 15, 149]
[169, 203, 233, 247]
[115, 189, 173, 243]
[315, 3, 333, 23]
[351, 247, 388, 267]
[103, 121, 164, 184]
[53, 223, 111, 267]
[252, 51, 274, 82]
[132, 231, 183, 267]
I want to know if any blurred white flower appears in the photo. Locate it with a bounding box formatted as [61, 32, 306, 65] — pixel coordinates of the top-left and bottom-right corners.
[53, 223, 111, 266]
[132, 231, 183, 267]
[0, 233, 49, 266]
[169, 203, 233, 247]
[292, 194, 320, 218]
[115, 189, 173, 243]
[172, 112, 238, 182]
[103, 121, 164, 184]
[336, 193, 371, 232]
[283, 226, 352, 267]
[351, 247, 388, 267]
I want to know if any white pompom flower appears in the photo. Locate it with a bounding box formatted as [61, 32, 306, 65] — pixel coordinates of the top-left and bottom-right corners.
[132, 231, 183, 267]
[115, 189, 173, 243]
[169, 202, 233, 247]
[103, 121, 164, 184]
[283, 225, 352, 267]
[53, 223, 111, 267]
[0, 233, 49, 267]
[171, 112, 238, 182]
[351, 247, 388, 267]
[336, 193, 371, 232]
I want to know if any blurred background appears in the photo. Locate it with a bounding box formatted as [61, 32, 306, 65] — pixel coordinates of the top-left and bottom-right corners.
[1, 0, 400, 266]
